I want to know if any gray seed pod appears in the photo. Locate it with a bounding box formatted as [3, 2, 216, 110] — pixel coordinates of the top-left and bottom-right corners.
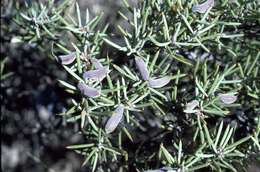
[91, 58, 103, 69]
[192, 0, 214, 13]
[105, 105, 124, 134]
[135, 56, 150, 81]
[58, 52, 76, 65]
[77, 82, 100, 98]
[218, 94, 237, 104]
[184, 100, 199, 113]
[148, 76, 171, 88]
[83, 67, 109, 80]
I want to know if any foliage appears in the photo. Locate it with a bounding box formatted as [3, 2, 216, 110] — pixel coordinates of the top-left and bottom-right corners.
[9, 0, 260, 171]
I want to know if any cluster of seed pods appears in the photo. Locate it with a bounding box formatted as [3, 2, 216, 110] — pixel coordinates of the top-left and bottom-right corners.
[184, 94, 237, 113]
[59, 52, 236, 134]
[58, 52, 110, 98]
[135, 56, 171, 88]
[59, 52, 124, 134]
[78, 58, 109, 98]
[103, 56, 173, 134]
[58, 53, 171, 95]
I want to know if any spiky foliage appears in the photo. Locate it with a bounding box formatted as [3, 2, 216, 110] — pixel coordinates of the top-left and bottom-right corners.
[10, 0, 259, 171]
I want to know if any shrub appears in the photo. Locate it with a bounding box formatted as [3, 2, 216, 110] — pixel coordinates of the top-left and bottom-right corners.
[9, 0, 260, 171]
